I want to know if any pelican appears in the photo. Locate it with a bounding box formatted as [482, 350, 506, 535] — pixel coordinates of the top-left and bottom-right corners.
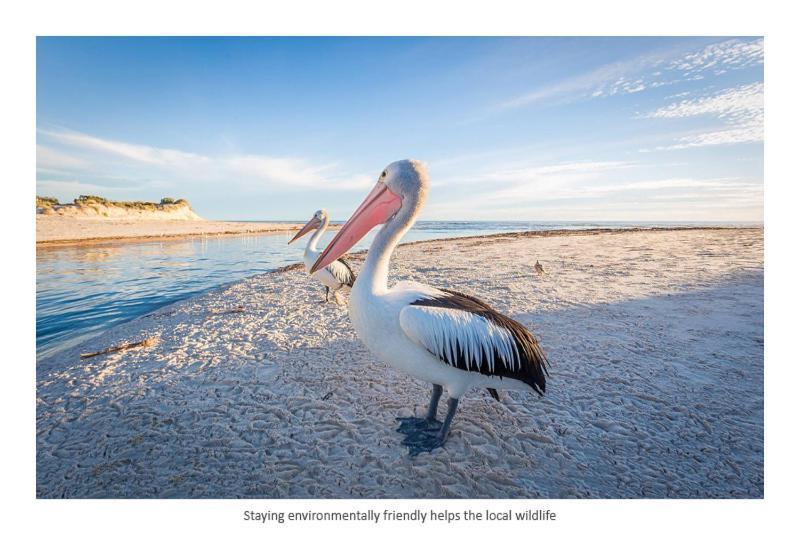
[289, 209, 356, 303]
[311, 160, 549, 454]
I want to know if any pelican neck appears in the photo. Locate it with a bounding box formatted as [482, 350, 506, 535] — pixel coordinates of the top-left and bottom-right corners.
[306, 217, 329, 252]
[358, 213, 415, 294]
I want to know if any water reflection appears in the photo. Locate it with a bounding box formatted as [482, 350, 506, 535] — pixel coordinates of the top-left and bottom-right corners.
[36, 228, 359, 360]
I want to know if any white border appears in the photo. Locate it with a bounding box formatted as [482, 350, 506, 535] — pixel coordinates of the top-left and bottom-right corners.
[5, 1, 796, 543]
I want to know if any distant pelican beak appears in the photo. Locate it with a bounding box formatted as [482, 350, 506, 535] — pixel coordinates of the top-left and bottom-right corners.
[310, 182, 402, 274]
[288, 217, 322, 244]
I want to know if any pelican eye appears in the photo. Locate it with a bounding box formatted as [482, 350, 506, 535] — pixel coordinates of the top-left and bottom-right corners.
[381, 170, 387, 178]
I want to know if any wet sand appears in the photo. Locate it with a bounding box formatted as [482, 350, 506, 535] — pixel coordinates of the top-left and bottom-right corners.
[36, 227, 763, 498]
[36, 216, 309, 246]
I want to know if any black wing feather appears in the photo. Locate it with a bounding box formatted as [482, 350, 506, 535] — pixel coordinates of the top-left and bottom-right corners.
[335, 257, 356, 287]
[410, 288, 549, 395]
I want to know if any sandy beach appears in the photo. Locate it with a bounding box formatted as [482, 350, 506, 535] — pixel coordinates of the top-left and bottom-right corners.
[36, 216, 309, 246]
[36, 227, 763, 498]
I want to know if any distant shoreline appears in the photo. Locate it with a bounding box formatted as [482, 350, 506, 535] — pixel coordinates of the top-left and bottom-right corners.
[37, 216, 760, 249]
[393, 224, 762, 245]
[36, 217, 317, 247]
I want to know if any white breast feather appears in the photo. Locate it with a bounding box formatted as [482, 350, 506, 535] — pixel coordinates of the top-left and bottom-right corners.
[399, 306, 521, 373]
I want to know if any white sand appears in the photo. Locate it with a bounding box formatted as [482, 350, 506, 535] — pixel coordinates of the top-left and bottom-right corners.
[36, 216, 306, 245]
[36, 228, 763, 498]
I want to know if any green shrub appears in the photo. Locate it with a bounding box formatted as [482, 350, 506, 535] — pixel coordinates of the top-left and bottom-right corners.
[63, 195, 188, 209]
[75, 195, 108, 205]
[36, 196, 59, 207]
[117, 201, 157, 210]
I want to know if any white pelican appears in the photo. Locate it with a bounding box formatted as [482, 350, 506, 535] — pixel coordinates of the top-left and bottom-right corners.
[311, 160, 549, 454]
[289, 209, 356, 303]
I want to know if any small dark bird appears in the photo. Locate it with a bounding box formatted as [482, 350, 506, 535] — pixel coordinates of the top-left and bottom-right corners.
[534, 260, 545, 275]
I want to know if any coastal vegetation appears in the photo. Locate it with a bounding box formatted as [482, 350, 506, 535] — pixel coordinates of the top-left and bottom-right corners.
[70, 195, 189, 210]
[38, 194, 190, 210]
[36, 195, 202, 221]
[36, 196, 60, 207]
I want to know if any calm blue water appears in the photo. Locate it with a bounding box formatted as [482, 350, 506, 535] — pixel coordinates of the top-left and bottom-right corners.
[36, 220, 751, 360]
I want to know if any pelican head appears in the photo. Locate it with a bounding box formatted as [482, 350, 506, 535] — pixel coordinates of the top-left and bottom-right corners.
[382, 159, 429, 222]
[310, 160, 428, 273]
[289, 208, 328, 244]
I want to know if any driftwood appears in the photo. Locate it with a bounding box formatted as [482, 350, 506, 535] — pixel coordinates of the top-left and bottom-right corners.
[80, 337, 158, 359]
[207, 306, 245, 315]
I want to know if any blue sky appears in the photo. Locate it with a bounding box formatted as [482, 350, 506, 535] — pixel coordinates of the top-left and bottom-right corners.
[36, 37, 763, 221]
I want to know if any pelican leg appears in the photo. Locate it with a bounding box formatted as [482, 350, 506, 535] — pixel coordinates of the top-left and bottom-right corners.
[426, 384, 443, 420]
[324, 286, 330, 302]
[396, 384, 443, 435]
[437, 397, 460, 442]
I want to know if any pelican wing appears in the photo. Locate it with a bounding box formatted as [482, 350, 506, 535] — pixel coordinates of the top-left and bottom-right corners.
[327, 258, 356, 287]
[399, 288, 548, 394]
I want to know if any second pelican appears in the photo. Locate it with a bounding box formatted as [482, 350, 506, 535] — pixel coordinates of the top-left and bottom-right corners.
[289, 209, 356, 303]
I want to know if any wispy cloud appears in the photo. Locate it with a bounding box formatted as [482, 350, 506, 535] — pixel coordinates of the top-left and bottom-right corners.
[433, 160, 632, 188]
[223, 155, 372, 190]
[424, 153, 761, 221]
[39, 129, 207, 167]
[37, 144, 90, 171]
[495, 57, 657, 110]
[643, 82, 763, 149]
[427, 174, 762, 221]
[666, 38, 764, 76]
[37, 128, 373, 195]
[496, 38, 763, 111]
[427, 159, 634, 215]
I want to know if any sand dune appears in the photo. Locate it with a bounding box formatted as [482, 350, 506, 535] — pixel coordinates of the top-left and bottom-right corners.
[36, 228, 763, 498]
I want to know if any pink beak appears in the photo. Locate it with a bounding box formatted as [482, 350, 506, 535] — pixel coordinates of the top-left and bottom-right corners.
[310, 181, 402, 274]
[288, 216, 322, 244]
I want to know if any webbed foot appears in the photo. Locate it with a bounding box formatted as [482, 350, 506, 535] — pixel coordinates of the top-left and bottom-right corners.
[395, 416, 441, 434]
[401, 429, 447, 456]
